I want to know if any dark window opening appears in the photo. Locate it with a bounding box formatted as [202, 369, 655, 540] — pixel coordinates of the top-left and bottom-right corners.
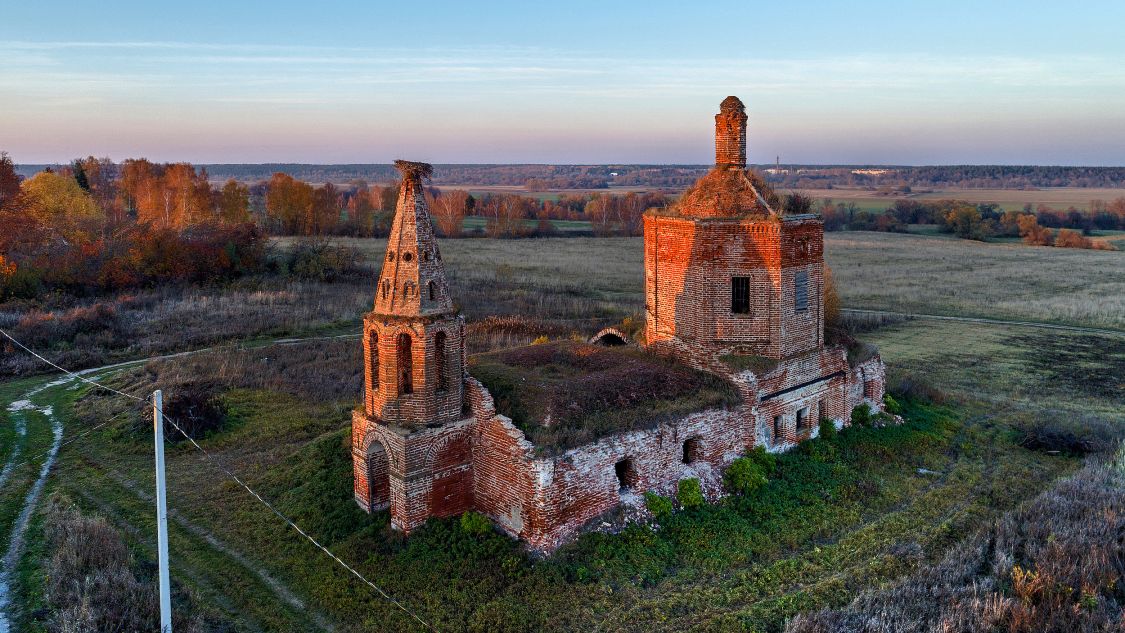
[428, 280, 436, 301]
[368, 331, 379, 391]
[796, 407, 809, 431]
[773, 415, 784, 441]
[397, 333, 413, 394]
[818, 399, 827, 422]
[795, 270, 809, 312]
[434, 331, 447, 392]
[682, 437, 702, 464]
[615, 459, 637, 491]
[731, 276, 751, 314]
[403, 251, 413, 262]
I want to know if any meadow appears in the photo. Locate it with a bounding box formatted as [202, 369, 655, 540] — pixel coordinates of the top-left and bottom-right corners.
[1, 231, 1123, 631]
[799, 186, 1125, 213]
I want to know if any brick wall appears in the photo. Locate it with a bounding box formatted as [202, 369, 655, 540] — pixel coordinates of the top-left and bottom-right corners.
[644, 214, 824, 362]
[715, 96, 748, 168]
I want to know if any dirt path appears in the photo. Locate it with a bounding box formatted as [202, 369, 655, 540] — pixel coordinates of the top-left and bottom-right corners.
[842, 308, 1124, 337]
[0, 333, 354, 632]
[0, 377, 68, 633]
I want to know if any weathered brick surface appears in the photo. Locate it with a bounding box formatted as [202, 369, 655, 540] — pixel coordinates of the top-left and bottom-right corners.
[351, 101, 889, 553]
[645, 214, 823, 361]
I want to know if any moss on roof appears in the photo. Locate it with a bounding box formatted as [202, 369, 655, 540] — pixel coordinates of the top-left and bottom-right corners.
[662, 167, 780, 219]
[468, 341, 739, 453]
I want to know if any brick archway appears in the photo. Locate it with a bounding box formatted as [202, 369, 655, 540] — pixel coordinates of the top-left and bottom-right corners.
[366, 439, 390, 511]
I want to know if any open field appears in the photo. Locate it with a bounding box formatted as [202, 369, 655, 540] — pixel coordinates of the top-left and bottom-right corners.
[2, 231, 1123, 631]
[785, 187, 1125, 213]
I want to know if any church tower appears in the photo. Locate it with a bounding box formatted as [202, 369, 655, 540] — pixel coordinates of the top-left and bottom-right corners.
[353, 160, 472, 531]
[364, 160, 464, 425]
[644, 97, 824, 365]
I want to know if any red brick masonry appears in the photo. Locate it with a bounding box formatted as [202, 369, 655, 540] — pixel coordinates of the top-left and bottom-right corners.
[352, 98, 888, 552]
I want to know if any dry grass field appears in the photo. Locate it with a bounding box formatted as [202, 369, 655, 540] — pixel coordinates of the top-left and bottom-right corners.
[3, 231, 1123, 631]
[797, 187, 1125, 213]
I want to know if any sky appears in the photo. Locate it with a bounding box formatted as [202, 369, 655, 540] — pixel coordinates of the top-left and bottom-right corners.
[2, 0, 1125, 165]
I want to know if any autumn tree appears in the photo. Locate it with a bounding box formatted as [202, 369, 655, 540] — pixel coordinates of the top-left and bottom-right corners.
[1017, 214, 1053, 246]
[218, 179, 251, 224]
[265, 173, 315, 234]
[308, 183, 340, 236]
[944, 205, 991, 241]
[1055, 228, 1093, 249]
[430, 189, 469, 237]
[21, 170, 105, 241]
[0, 152, 24, 212]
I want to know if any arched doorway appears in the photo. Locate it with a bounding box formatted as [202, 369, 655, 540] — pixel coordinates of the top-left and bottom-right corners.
[366, 440, 390, 511]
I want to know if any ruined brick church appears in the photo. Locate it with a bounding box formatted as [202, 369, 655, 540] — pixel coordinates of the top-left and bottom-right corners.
[352, 97, 888, 552]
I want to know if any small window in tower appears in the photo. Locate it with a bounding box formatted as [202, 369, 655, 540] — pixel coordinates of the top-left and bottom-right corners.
[795, 270, 809, 312]
[422, 250, 432, 262]
[731, 277, 751, 314]
[397, 333, 413, 395]
[434, 331, 447, 392]
[428, 280, 436, 301]
[403, 251, 413, 262]
[387, 250, 395, 261]
[381, 279, 390, 299]
[368, 331, 379, 392]
[403, 282, 414, 298]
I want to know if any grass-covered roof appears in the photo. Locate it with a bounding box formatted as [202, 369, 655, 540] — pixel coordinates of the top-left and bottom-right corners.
[468, 341, 739, 453]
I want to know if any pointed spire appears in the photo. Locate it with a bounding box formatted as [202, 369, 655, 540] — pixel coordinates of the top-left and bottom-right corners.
[373, 160, 455, 317]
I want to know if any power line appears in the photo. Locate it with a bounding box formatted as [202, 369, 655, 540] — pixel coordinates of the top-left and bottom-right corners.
[0, 327, 436, 632]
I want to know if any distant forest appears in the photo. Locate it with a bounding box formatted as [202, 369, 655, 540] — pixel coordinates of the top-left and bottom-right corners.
[14, 163, 1125, 190]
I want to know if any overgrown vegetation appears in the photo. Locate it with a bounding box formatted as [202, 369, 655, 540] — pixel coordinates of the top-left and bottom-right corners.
[787, 445, 1125, 633]
[468, 341, 738, 451]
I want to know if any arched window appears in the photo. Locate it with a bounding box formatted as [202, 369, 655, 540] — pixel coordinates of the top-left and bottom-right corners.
[381, 279, 390, 299]
[368, 331, 379, 391]
[434, 331, 447, 392]
[397, 333, 413, 394]
[428, 280, 436, 301]
[403, 281, 415, 298]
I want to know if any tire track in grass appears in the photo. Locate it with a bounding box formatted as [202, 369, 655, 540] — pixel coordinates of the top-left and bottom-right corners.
[0, 377, 68, 633]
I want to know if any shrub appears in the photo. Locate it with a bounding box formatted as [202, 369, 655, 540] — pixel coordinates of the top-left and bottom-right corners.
[460, 511, 493, 537]
[851, 403, 873, 427]
[742, 446, 773, 474]
[676, 478, 705, 509]
[531, 335, 549, 345]
[724, 457, 768, 496]
[643, 491, 674, 520]
[882, 393, 902, 415]
[280, 240, 363, 282]
[158, 383, 227, 442]
[888, 371, 946, 405]
[818, 418, 838, 441]
[1013, 413, 1124, 456]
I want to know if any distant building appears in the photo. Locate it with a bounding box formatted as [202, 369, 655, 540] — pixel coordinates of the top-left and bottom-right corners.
[351, 97, 889, 552]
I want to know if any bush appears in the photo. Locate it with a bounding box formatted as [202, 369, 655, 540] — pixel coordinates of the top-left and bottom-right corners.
[643, 491, 674, 520]
[724, 457, 768, 496]
[279, 240, 363, 282]
[747, 445, 777, 474]
[676, 478, 705, 509]
[882, 393, 902, 415]
[1014, 413, 1124, 456]
[818, 418, 838, 441]
[460, 511, 493, 537]
[851, 403, 873, 427]
[888, 371, 946, 405]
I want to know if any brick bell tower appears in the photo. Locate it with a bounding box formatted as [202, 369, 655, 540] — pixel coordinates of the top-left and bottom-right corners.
[353, 160, 471, 532]
[644, 96, 824, 365]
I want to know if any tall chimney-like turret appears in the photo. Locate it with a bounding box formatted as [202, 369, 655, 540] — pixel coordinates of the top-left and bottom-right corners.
[715, 96, 747, 169]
